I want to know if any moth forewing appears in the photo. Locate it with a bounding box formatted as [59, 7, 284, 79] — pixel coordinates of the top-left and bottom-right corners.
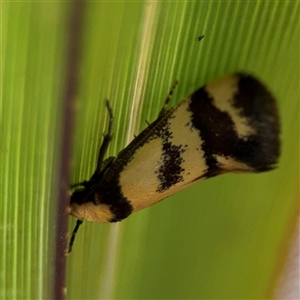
[69, 73, 280, 252]
[119, 98, 209, 212]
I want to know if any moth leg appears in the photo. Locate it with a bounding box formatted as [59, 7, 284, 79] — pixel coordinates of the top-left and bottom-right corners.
[158, 80, 179, 117]
[70, 181, 89, 189]
[68, 219, 83, 254]
[96, 100, 114, 174]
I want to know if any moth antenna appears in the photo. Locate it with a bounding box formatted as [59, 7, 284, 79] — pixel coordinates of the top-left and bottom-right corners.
[96, 100, 114, 174]
[159, 80, 179, 117]
[145, 120, 150, 126]
[68, 219, 84, 254]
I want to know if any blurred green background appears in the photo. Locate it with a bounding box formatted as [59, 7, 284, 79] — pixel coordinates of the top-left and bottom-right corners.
[2, 1, 299, 299]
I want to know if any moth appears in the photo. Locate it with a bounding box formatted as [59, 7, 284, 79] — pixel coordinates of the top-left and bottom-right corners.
[68, 73, 280, 252]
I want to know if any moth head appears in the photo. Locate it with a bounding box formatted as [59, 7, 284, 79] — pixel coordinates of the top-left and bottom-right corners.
[70, 189, 113, 222]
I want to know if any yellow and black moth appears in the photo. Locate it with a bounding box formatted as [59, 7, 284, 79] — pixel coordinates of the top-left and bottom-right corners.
[68, 73, 280, 252]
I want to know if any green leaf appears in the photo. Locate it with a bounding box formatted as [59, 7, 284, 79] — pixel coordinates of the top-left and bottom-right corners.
[2, 1, 299, 299]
